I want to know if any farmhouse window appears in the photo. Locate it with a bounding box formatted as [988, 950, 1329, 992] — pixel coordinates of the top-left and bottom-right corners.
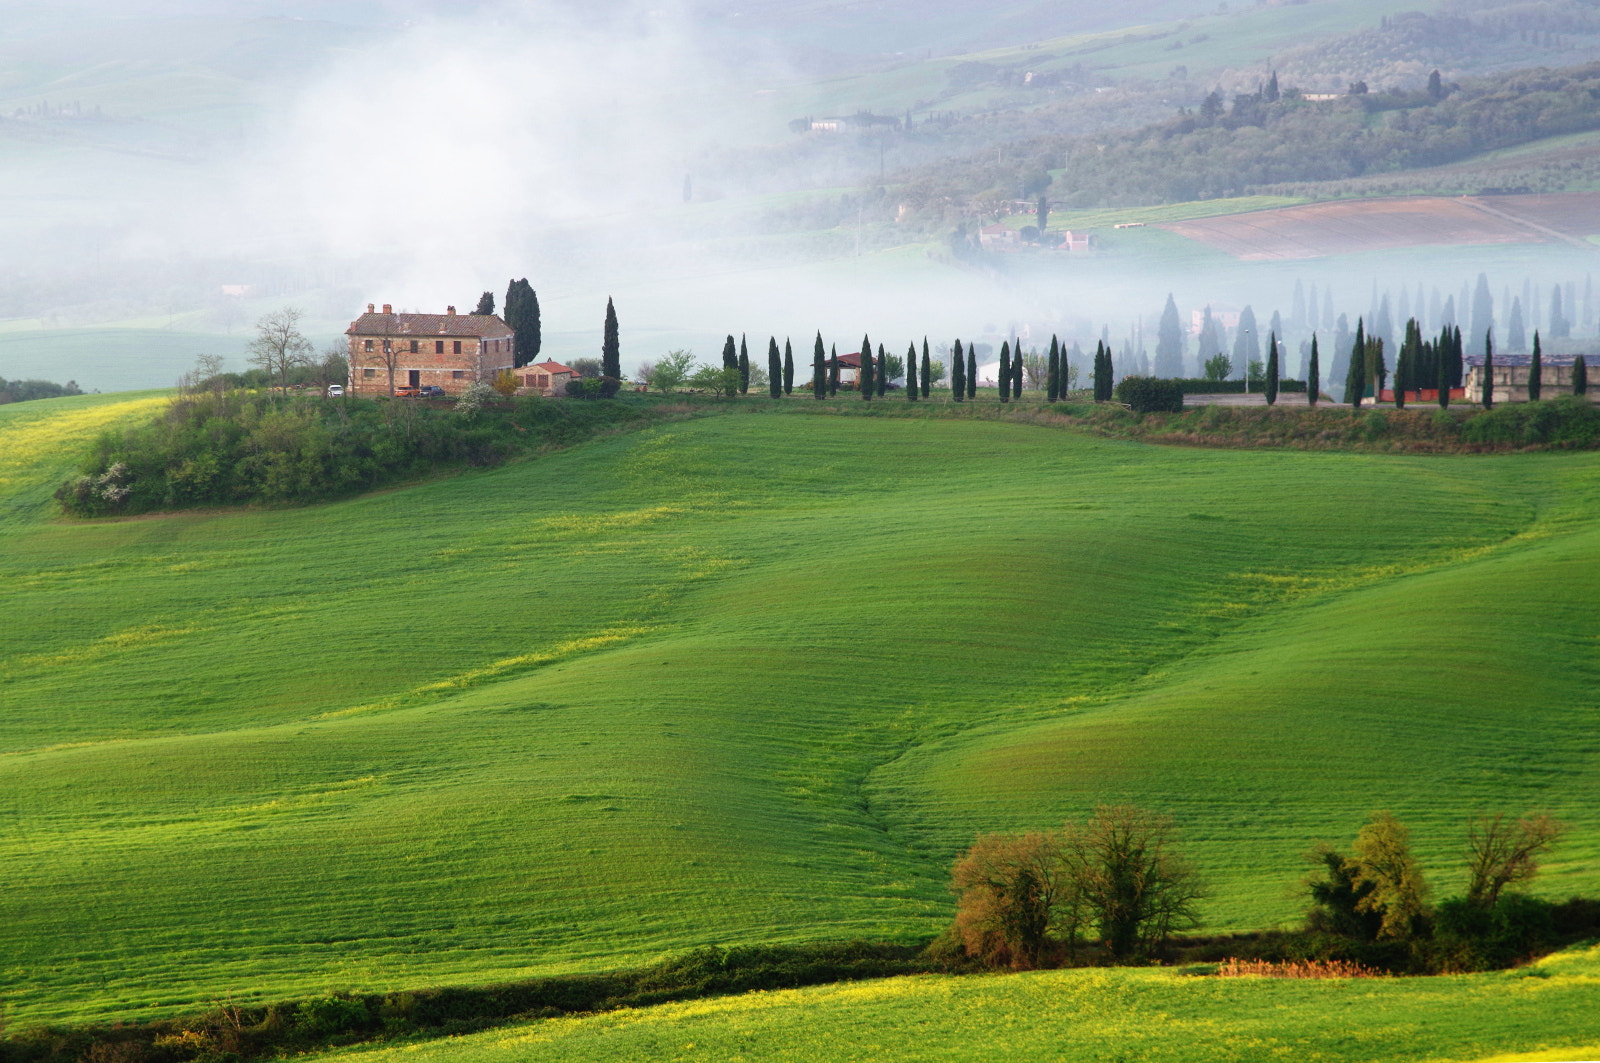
[452, 370, 465, 380]
[363, 368, 376, 378]
[410, 340, 419, 354]
[536, 373, 550, 388]
[364, 339, 373, 352]
[454, 340, 462, 354]
[435, 340, 444, 354]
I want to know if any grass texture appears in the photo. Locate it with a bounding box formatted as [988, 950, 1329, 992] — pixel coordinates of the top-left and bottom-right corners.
[2, 392, 1598, 1028]
[298, 944, 1600, 1063]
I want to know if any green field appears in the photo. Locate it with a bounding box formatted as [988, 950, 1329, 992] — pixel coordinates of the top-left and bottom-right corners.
[2, 392, 1598, 1035]
[298, 944, 1600, 1063]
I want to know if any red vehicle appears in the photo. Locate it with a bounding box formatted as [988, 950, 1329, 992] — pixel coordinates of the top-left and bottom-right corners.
[393, 386, 421, 398]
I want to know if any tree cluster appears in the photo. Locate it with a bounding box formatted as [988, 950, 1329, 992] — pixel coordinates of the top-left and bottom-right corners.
[947, 805, 1204, 969]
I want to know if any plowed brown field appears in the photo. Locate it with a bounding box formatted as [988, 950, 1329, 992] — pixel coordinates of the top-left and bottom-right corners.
[1156, 193, 1600, 259]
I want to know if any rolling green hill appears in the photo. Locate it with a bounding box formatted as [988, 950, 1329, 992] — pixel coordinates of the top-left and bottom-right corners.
[1, 392, 1598, 1029]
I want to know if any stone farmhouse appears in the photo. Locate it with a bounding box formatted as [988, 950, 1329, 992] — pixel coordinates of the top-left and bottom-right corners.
[1463, 354, 1591, 404]
[346, 304, 515, 396]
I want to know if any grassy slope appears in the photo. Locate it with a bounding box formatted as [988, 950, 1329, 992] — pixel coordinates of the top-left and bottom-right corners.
[2, 395, 1598, 1026]
[304, 945, 1600, 1063]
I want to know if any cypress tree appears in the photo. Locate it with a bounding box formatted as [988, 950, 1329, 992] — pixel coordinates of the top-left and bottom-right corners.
[1481, 331, 1494, 409]
[722, 335, 737, 371]
[1013, 342, 1025, 397]
[921, 338, 931, 398]
[739, 334, 750, 394]
[1346, 318, 1367, 408]
[503, 278, 541, 367]
[952, 339, 966, 401]
[999, 341, 1011, 402]
[601, 297, 621, 385]
[906, 342, 918, 401]
[768, 337, 782, 399]
[860, 334, 873, 399]
[1436, 329, 1451, 408]
[1308, 334, 1320, 406]
[829, 344, 839, 396]
[876, 345, 887, 397]
[812, 332, 826, 400]
[1265, 330, 1280, 406]
[473, 291, 494, 315]
[1529, 330, 1543, 401]
[967, 347, 977, 400]
[1574, 354, 1588, 396]
[1393, 321, 1411, 410]
[783, 339, 794, 395]
[1047, 335, 1060, 402]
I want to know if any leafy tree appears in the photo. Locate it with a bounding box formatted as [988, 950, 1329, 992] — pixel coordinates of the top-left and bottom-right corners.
[248, 307, 314, 396]
[812, 333, 826, 400]
[860, 334, 873, 399]
[1466, 813, 1562, 910]
[783, 339, 794, 395]
[1348, 811, 1430, 940]
[952, 339, 966, 401]
[569, 357, 602, 379]
[1308, 334, 1320, 406]
[1265, 330, 1280, 405]
[688, 363, 741, 397]
[649, 349, 694, 393]
[1574, 354, 1588, 396]
[1155, 294, 1185, 377]
[739, 335, 750, 394]
[905, 342, 918, 401]
[999, 341, 1011, 402]
[1303, 844, 1384, 941]
[503, 279, 541, 367]
[921, 338, 932, 398]
[767, 337, 782, 399]
[473, 291, 494, 315]
[1482, 330, 1495, 409]
[967, 347, 977, 400]
[949, 831, 1073, 970]
[1529, 331, 1543, 401]
[1202, 353, 1231, 382]
[1345, 318, 1367, 407]
[601, 298, 621, 392]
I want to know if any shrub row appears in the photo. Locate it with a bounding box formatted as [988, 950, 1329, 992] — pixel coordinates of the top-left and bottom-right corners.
[56, 392, 663, 517]
[0, 941, 932, 1063]
[1113, 376, 1186, 413]
[1168, 379, 1308, 394]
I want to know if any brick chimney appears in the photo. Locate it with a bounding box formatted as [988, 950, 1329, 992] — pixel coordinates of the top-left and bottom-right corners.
[366, 303, 375, 313]
[382, 303, 393, 314]
[446, 305, 456, 315]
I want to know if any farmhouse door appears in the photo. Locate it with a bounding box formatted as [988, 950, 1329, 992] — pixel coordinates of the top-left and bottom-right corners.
[408, 369, 420, 387]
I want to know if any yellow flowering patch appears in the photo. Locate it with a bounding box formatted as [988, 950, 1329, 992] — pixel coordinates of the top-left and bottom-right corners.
[0, 395, 167, 500]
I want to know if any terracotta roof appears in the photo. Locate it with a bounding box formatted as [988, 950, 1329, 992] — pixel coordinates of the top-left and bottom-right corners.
[347, 312, 514, 339]
[529, 360, 578, 375]
[833, 352, 865, 368]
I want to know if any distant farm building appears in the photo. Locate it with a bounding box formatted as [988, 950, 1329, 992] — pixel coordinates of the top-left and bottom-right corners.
[520, 360, 580, 396]
[830, 350, 866, 386]
[1462, 354, 1591, 404]
[346, 304, 515, 396]
[979, 225, 1022, 251]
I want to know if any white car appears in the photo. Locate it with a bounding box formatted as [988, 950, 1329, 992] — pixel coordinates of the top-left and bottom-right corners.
[327, 384, 345, 397]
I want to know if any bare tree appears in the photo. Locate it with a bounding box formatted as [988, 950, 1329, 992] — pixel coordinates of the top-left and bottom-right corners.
[248, 307, 314, 395]
[1466, 813, 1562, 909]
[1073, 805, 1204, 960]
